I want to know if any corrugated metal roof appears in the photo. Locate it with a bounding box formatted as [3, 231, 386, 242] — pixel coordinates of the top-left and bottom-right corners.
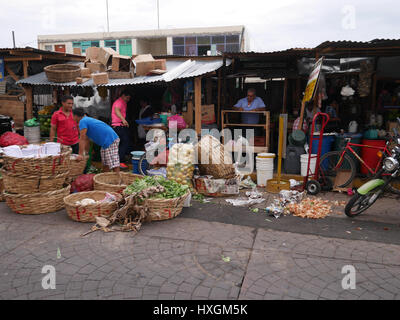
[0, 46, 84, 59]
[16, 58, 231, 87]
[316, 39, 400, 49]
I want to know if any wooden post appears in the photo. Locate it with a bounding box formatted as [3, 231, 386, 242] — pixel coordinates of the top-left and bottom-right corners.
[52, 87, 58, 105]
[217, 69, 222, 126]
[265, 111, 270, 152]
[22, 60, 29, 79]
[205, 77, 212, 105]
[195, 77, 202, 135]
[299, 100, 306, 131]
[296, 77, 301, 109]
[24, 86, 33, 119]
[282, 78, 288, 113]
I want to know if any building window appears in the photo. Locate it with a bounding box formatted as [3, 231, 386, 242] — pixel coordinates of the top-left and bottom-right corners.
[44, 45, 53, 51]
[105, 40, 117, 51]
[73, 40, 99, 53]
[172, 34, 241, 56]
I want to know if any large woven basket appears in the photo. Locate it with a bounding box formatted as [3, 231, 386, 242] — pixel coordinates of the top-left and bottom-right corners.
[67, 156, 88, 183]
[2, 145, 71, 176]
[144, 191, 190, 221]
[64, 191, 122, 222]
[196, 135, 236, 179]
[4, 185, 71, 215]
[94, 172, 144, 194]
[1, 169, 68, 194]
[44, 64, 81, 83]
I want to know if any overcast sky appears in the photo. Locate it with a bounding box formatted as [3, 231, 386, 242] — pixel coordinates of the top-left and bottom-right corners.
[1, 0, 399, 51]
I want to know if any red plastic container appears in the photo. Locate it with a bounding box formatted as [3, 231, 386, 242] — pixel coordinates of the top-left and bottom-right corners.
[360, 139, 386, 175]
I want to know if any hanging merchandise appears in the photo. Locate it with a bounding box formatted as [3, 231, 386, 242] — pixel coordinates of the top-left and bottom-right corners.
[358, 60, 374, 97]
[341, 85, 355, 97]
[348, 121, 358, 133]
[318, 73, 328, 100]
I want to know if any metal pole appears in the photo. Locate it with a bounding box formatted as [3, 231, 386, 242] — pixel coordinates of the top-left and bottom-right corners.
[106, 0, 110, 32]
[12, 31, 15, 48]
[157, 0, 160, 29]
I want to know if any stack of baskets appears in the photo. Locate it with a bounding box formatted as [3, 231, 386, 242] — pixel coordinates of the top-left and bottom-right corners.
[2, 145, 72, 214]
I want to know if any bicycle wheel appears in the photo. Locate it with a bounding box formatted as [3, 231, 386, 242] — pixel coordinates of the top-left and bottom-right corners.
[319, 151, 356, 188]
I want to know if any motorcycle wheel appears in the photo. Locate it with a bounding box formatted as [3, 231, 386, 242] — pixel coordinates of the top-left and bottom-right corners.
[345, 187, 382, 218]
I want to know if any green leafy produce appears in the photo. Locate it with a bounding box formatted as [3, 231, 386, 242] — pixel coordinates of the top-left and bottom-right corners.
[124, 176, 189, 199]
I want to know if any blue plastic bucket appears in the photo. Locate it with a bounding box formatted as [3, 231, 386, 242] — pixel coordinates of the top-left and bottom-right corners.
[310, 134, 335, 157]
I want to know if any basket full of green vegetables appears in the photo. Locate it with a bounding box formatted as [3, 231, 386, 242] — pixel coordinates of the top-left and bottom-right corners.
[124, 176, 190, 221]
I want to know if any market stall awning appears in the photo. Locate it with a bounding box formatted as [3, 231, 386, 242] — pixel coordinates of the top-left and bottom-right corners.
[16, 58, 232, 88]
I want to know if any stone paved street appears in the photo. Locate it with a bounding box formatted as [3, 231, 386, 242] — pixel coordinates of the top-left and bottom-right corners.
[0, 191, 400, 300]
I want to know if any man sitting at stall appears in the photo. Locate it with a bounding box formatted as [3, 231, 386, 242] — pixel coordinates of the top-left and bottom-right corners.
[50, 95, 79, 154]
[233, 88, 266, 124]
[73, 108, 120, 173]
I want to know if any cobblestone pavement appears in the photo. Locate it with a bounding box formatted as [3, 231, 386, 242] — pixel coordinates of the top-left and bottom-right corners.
[1, 200, 400, 300]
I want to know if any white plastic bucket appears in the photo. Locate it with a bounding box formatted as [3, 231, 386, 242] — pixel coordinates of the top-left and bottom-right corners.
[257, 169, 274, 187]
[300, 154, 317, 177]
[256, 153, 275, 186]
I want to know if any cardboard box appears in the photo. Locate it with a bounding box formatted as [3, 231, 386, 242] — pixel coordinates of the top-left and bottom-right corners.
[134, 54, 156, 76]
[154, 59, 167, 71]
[75, 77, 91, 84]
[80, 67, 91, 78]
[85, 62, 106, 73]
[107, 71, 134, 79]
[92, 72, 109, 85]
[111, 55, 132, 72]
[201, 105, 216, 124]
[387, 121, 400, 135]
[97, 47, 117, 66]
[85, 47, 100, 62]
[73, 47, 82, 55]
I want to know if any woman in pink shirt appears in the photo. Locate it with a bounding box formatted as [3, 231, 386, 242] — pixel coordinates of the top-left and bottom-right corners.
[111, 90, 131, 168]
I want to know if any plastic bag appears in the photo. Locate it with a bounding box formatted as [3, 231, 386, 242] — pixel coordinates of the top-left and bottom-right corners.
[71, 174, 96, 193]
[167, 115, 187, 130]
[24, 118, 39, 127]
[0, 132, 28, 147]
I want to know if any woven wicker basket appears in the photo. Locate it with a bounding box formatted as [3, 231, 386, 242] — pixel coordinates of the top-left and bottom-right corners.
[44, 64, 81, 83]
[144, 191, 190, 221]
[4, 185, 71, 215]
[94, 172, 144, 194]
[67, 156, 88, 183]
[196, 135, 236, 179]
[2, 145, 71, 176]
[64, 191, 122, 222]
[1, 169, 68, 194]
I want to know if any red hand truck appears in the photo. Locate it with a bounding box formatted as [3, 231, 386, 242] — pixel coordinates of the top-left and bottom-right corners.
[303, 112, 330, 195]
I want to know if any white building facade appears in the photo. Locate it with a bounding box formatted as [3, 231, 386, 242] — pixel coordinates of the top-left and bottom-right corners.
[37, 25, 247, 57]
